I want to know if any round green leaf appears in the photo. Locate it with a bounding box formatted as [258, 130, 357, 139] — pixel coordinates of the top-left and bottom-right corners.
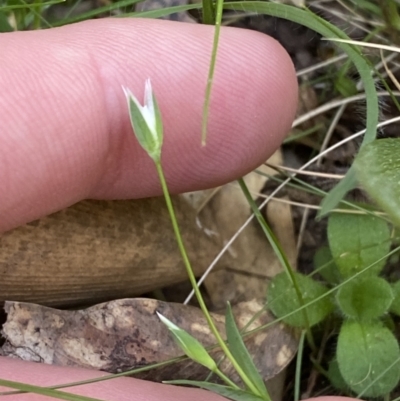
[336, 277, 393, 321]
[390, 281, 400, 316]
[337, 321, 400, 397]
[327, 213, 391, 278]
[328, 359, 348, 391]
[354, 138, 400, 227]
[314, 246, 342, 284]
[267, 272, 333, 328]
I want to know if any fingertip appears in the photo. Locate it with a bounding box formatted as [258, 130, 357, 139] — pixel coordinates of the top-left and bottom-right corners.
[0, 18, 298, 230]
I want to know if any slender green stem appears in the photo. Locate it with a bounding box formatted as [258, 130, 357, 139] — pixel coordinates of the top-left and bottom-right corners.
[33, 0, 41, 29]
[294, 330, 306, 401]
[237, 178, 316, 352]
[0, 378, 104, 401]
[201, 0, 224, 145]
[213, 368, 240, 388]
[155, 162, 263, 397]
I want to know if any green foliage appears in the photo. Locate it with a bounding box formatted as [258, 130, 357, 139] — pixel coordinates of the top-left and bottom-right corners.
[223, 1, 380, 218]
[269, 209, 398, 396]
[336, 277, 393, 321]
[390, 281, 400, 316]
[334, 74, 357, 98]
[327, 212, 391, 278]
[354, 138, 400, 227]
[157, 313, 218, 372]
[124, 80, 163, 163]
[337, 321, 400, 397]
[314, 246, 342, 284]
[268, 271, 333, 328]
[165, 381, 265, 401]
[225, 304, 268, 398]
[0, 11, 13, 31]
[327, 359, 348, 392]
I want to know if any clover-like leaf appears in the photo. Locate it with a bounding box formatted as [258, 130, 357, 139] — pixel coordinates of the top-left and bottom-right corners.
[268, 272, 333, 328]
[336, 276, 393, 321]
[354, 138, 400, 227]
[328, 212, 391, 278]
[314, 246, 342, 284]
[337, 321, 400, 397]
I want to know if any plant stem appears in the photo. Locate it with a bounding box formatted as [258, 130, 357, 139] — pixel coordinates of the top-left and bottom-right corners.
[201, 0, 224, 145]
[214, 368, 240, 388]
[155, 161, 265, 398]
[0, 378, 104, 401]
[237, 178, 317, 352]
[294, 330, 306, 401]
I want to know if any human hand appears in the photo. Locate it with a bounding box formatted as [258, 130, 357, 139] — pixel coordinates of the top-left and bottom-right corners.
[0, 16, 329, 401]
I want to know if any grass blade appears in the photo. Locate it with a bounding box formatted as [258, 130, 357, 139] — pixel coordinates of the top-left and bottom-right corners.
[0, 378, 105, 401]
[201, 0, 223, 145]
[165, 380, 266, 401]
[225, 303, 269, 399]
[223, 2, 379, 215]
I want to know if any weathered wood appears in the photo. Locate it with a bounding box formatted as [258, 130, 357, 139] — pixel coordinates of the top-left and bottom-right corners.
[0, 198, 223, 307]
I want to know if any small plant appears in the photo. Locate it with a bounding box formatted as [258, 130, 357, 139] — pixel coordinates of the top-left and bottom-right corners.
[123, 5, 400, 399]
[124, 80, 271, 401]
[268, 207, 400, 398]
[2, 1, 398, 400]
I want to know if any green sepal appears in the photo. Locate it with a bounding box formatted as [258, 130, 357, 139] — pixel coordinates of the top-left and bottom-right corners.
[157, 313, 217, 371]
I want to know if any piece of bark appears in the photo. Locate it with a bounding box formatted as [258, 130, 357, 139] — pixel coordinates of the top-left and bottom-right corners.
[1, 298, 298, 385]
[0, 198, 225, 307]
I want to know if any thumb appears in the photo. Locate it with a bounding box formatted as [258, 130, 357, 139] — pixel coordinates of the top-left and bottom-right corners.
[0, 18, 297, 231]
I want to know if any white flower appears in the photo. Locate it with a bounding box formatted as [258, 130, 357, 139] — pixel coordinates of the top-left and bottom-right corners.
[123, 79, 163, 162]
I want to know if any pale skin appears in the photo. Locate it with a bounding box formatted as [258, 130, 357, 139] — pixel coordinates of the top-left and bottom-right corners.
[0, 18, 356, 401]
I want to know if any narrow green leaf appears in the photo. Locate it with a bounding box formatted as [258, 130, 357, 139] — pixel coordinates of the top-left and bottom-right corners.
[268, 272, 333, 328]
[51, 0, 145, 26]
[337, 321, 400, 397]
[336, 277, 393, 321]
[0, 0, 64, 11]
[0, 378, 105, 401]
[201, 0, 223, 145]
[319, 170, 357, 218]
[129, 3, 201, 18]
[225, 303, 268, 398]
[327, 212, 391, 278]
[165, 380, 265, 401]
[201, 0, 215, 24]
[0, 11, 13, 32]
[157, 313, 217, 371]
[222, 2, 379, 216]
[294, 330, 306, 401]
[354, 138, 400, 227]
[335, 73, 358, 98]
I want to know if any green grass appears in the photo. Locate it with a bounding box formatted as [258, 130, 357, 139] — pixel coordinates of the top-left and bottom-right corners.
[2, 0, 400, 400]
